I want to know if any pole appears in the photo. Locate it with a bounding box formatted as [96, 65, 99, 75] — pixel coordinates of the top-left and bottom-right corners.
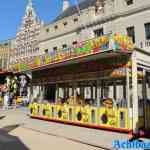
[142, 69, 148, 130]
[55, 84, 58, 103]
[96, 80, 101, 107]
[73, 82, 77, 105]
[126, 67, 130, 128]
[131, 51, 139, 134]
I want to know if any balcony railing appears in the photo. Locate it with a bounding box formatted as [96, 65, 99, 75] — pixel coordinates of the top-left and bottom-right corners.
[145, 40, 150, 47]
[139, 40, 150, 50]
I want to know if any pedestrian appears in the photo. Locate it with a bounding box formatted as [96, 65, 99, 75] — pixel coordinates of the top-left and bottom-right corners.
[3, 92, 9, 110]
[0, 89, 2, 104]
[9, 92, 14, 107]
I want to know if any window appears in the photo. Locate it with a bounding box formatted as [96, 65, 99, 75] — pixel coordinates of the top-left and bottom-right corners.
[126, 0, 133, 5]
[35, 47, 39, 52]
[72, 41, 77, 45]
[95, 1, 104, 13]
[54, 25, 58, 29]
[4, 43, 8, 46]
[62, 44, 67, 49]
[74, 18, 78, 22]
[126, 26, 135, 43]
[63, 22, 68, 26]
[46, 28, 49, 33]
[145, 23, 150, 40]
[53, 47, 57, 51]
[76, 29, 81, 34]
[94, 28, 104, 37]
[44, 49, 48, 53]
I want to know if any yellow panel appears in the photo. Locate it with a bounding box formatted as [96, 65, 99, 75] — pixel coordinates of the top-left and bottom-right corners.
[55, 104, 72, 121]
[139, 117, 144, 128]
[89, 107, 98, 125]
[67, 105, 75, 121]
[16, 97, 22, 104]
[55, 104, 64, 120]
[0, 96, 2, 103]
[50, 104, 56, 119]
[44, 103, 52, 118]
[30, 103, 39, 116]
[147, 106, 150, 128]
[98, 107, 118, 128]
[61, 104, 70, 120]
[75, 105, 90, 123]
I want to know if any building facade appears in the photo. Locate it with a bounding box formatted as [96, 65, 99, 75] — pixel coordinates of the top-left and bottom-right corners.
[8, 0, 150, 71]
[10, 0, 42, 68]
[38, 0, 150, 54]
[0, 39, 13, 71]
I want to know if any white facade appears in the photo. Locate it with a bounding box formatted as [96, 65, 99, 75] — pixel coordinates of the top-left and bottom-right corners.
[0, 39, 15, 70]
[6, 0, 150, 69]
[38, 0, 150, 54]
[11, 0, 42, 65]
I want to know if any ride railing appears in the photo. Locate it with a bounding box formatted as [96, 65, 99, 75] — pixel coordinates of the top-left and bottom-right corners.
[29, 102, 130, 131]
[11, 33, 134, 72]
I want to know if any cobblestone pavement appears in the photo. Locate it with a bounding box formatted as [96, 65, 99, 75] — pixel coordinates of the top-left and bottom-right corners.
[0, 107, 130, 150]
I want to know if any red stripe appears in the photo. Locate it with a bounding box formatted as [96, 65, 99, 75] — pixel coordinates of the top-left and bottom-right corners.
[31, 115, 131, 133]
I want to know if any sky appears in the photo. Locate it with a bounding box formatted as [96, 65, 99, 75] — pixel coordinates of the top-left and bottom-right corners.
[0, 0, 76, 41]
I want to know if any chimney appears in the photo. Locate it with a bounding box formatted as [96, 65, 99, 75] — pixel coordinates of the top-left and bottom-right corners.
[95, 0, 105, 13]
[63, 0, 70, 11]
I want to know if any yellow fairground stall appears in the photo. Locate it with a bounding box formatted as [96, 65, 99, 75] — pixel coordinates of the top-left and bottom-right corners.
[27, 34, 150, 135]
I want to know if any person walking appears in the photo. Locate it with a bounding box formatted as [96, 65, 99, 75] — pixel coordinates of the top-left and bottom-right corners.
[9, 92, 14, 107]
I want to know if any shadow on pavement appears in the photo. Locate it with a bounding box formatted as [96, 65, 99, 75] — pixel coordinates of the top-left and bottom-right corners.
[0, 116, 6, 120]
[0, 124, 29, 150]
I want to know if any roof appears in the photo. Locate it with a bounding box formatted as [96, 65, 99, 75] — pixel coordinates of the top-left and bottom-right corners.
[53, 0, 96, 22]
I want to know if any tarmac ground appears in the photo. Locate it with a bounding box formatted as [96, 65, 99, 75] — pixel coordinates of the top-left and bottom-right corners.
[0, 107, 148, 150]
